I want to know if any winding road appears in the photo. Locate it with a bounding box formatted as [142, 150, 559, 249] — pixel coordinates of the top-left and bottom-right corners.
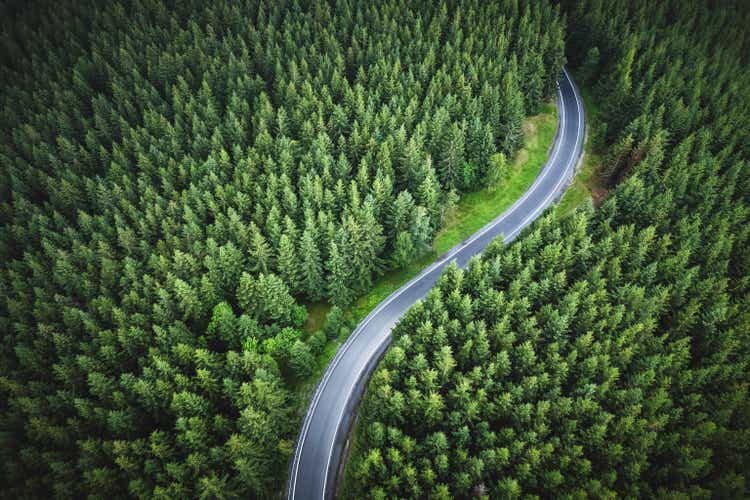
[288, 67, 585, 500]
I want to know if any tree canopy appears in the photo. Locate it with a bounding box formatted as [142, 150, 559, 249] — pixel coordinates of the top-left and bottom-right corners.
[346, 0, 750, 497]
[0, 0, 565, 497]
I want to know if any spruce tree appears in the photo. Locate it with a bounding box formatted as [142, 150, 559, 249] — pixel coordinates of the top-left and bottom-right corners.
[300, 226, 324, 301]
[439, 121, 466, 189]
[277, 233, 300, 294]
[327, 241, 355, 308]
[499, 67, 525, 154]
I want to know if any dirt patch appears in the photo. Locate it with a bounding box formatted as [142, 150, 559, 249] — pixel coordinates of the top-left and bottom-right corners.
[591, 186, 608, 207]
[523, 120, 537, 136]
[513, 148, 529, 166]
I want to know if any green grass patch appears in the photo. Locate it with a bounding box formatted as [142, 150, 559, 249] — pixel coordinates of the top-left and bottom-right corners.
[433, 102, 557, 255]
[303, 302, 331, 334]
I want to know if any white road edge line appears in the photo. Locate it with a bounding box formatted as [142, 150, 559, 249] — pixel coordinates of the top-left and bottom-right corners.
[505, 68, 583, 241]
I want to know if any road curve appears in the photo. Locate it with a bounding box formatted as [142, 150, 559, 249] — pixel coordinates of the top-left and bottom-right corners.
[288, 67, 585, 500]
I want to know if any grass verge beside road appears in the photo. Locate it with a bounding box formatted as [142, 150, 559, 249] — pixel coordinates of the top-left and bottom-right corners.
[556, 82, 606, 216]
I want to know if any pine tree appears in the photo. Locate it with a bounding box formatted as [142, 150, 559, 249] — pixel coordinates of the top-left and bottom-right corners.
[300, 224, 324, 302]
[410, 206, 432, 257]
[390, 190, 416, 238]
[323, 305, 346, 340]
[602, 133, 634, 185]
[499, 67, 525, 154]
[522, 52, 545, 115]
[466, 117, 494, 181]
[277, 233, 299, 294]
[579, 46, 601, 84]
[249, 224, 273, 274]
[484, 152, 508, 189]
[289, 340, 314, 379]
[438, 122, 465, 190]
[417, 159, 442, 228]
[327, 241, 354, 308]
[392, 231, 415, 268]
[238, 272, 296, 325]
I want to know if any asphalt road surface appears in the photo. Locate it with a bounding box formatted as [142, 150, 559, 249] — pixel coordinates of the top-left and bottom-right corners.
[288, 67, 585, 500]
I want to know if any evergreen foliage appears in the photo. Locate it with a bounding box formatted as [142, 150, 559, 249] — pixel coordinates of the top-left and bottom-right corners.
[0, 0, 563, 496]
[348, 0, 750, 497]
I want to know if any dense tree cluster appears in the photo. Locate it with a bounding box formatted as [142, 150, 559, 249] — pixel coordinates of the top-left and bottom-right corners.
[347, 1, 750, 498]
[0, 0, 564, 497]
[566, 0, 750, 178]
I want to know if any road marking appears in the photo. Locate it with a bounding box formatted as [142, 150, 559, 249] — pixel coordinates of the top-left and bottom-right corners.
[505, 68, 584, 241]
[289, 68, 584, 500]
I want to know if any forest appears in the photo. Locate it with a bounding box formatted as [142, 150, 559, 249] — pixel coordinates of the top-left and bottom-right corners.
[346, 0, 750, 498]
[0, 0, 566, 497]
